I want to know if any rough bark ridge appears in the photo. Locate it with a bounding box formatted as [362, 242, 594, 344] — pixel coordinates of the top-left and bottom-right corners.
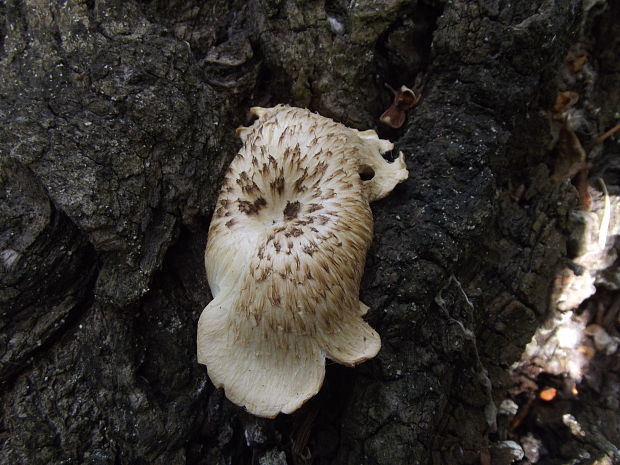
[0, 0, 617, 464]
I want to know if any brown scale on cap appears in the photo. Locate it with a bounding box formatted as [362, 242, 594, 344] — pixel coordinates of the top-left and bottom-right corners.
[199, 105, 408, 418]
[282, 200, 301, 220]
[237, 197, 267, 215]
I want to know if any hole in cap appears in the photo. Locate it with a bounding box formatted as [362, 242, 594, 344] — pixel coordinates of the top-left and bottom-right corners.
[359, 164, 375, 181]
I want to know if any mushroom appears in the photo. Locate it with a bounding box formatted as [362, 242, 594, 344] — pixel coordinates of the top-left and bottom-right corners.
[198, 105, 408, 418]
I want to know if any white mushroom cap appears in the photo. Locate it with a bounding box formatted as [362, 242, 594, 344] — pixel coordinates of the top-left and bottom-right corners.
[198, 105, 408, 417]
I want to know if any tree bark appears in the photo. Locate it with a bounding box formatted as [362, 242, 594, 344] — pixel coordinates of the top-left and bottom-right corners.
[1, 1, 618, 464]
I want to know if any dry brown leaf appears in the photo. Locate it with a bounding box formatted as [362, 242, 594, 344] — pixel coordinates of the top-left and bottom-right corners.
[566, 51, 588, 73]
[578, 344, 596, 360]
[552, 121, 586, 181]
[380, 84, 421, 129]
[553, 91, 579, 114]
[539, 387, 557, 401]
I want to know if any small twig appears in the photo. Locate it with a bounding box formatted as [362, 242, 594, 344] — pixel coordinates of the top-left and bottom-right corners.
[586, 121, 620, 153]
[603, 293, 620, 329]
[596, 178, 610, 250]
[384, 82, 397, 95]
[576, 168, 592, 211]
[510, 394, 535, 431]
[596, 300, 607, 327]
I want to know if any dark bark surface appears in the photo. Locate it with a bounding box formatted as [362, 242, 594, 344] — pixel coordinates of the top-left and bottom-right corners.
[1, 1, 619, 464]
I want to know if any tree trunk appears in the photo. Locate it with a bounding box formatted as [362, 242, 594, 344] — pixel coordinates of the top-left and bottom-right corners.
[1, 0, 619, 464]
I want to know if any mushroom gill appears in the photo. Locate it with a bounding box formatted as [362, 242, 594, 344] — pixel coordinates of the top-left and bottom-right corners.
[198, 105, 408, 418]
